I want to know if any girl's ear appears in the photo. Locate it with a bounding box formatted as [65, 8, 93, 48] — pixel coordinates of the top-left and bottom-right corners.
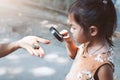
[89, 26, 98, 37]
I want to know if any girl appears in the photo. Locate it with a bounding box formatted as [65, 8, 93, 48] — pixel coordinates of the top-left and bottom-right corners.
[61, 0, 117, 80]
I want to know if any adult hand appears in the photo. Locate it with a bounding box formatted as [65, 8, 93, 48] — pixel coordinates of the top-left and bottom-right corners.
[17, 36, 50, 58]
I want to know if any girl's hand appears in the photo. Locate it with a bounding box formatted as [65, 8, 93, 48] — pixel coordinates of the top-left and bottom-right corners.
[60, 30, 78, 59]
[17, 36, 50, 58]
[60, 30, 73, 43]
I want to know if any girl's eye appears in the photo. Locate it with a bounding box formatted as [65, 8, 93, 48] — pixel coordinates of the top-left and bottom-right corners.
[72, 27, 76, 30]
[69, 24, 76, 30]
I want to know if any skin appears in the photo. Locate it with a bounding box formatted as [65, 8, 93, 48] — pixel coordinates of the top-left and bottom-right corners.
[60, 29, 78, 59]
[95, 64, 113, 80]
[0, 36, 50, 58]
[60, 14, 113, 80]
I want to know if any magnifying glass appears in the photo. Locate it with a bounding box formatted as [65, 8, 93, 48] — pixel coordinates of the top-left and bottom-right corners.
[49, 26, 63, 42]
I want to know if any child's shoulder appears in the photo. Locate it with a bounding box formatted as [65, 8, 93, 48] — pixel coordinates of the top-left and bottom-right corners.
[77, 44, 84, 53]
[78, 44, 84, 49]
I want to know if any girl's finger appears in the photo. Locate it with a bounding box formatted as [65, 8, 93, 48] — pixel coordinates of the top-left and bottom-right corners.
[60, 30, 69, 36]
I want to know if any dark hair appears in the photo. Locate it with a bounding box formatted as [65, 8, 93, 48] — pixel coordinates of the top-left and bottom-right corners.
[68, 0, 117, 46]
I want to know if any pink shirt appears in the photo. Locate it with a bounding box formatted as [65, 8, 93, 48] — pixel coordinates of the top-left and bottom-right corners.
[66, 44, 114, 80]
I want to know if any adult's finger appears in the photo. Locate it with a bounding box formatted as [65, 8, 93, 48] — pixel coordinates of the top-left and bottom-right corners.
[36, 37, 50, 44]
[26, 46, 35, 56]
[38, 46, 45, 58]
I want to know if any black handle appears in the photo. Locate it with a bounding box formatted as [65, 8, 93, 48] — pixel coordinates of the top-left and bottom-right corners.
[49, 27, 63, 42]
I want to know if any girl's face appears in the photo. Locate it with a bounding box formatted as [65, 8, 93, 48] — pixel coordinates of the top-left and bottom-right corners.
[68, 14, 88, 44]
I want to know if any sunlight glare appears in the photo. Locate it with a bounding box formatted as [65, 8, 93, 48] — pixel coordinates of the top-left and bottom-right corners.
[0, 67, 7, 75]
[30, 67, 56, 77]
[44, 54, 68, 64]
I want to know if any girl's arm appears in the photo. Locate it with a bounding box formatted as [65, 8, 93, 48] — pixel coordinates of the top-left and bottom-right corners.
[60, 30, 78, 59]
[65, 39, 78, 59]
[95, 64, 113, 80]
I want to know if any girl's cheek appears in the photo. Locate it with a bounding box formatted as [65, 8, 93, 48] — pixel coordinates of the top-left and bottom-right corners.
[73, 34, 77, 40]
[70, 28, 73, 33]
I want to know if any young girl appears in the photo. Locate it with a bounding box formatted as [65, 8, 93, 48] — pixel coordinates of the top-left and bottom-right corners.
[60, 0, 117, 80]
